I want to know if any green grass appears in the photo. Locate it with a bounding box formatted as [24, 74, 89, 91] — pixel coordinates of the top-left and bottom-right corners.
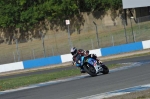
[104, 89, 150, 99]
[0, 68, 80, 91]
[104, 52, 150, 62]
[107, 64, 123, 69]
[0, 63, 123, 91]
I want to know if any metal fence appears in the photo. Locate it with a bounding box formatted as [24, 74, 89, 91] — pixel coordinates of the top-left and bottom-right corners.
[0, 15, 150, 64]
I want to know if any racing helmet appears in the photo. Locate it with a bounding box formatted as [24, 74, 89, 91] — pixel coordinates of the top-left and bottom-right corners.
[86, 50, 89, 54]
[70, 47, 77, 55]
[85, 50, 89, 56]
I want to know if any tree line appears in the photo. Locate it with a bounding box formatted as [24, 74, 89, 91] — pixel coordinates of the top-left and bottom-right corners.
[0, 0, 122, 44]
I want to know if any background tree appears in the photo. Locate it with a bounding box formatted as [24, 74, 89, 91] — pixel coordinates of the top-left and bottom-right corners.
[0, 0, 122, 44]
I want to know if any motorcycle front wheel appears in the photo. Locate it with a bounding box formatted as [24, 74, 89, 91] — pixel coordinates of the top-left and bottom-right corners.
[83, 64, 97, 77]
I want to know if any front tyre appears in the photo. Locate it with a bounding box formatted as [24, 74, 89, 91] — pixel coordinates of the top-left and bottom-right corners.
[83, 64, 97, 77]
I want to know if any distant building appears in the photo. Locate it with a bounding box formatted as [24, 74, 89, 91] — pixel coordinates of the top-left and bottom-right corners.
[122, 0, 150, 23]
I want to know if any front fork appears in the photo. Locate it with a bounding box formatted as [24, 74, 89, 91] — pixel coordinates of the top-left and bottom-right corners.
[94, 63, 103, 74]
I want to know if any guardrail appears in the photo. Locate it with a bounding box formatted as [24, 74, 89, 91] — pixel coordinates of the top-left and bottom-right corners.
[0, 40, 150, 73]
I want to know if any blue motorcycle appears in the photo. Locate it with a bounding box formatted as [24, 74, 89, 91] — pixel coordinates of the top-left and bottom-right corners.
[78, 56, 109, 76]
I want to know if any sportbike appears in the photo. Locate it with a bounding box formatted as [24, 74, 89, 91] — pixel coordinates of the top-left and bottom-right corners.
[80, 56, 109, 76]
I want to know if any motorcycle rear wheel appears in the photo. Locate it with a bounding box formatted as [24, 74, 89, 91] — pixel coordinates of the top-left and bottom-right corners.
[101, 64, 109, 74]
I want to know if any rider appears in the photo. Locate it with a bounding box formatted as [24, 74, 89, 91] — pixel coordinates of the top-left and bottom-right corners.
[85, 50, 102, 64]
[70, 47, 86, 73]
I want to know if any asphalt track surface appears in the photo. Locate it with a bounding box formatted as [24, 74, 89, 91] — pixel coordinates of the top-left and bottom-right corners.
[0, 55, 150, 80]
[0, 55, 150, 99]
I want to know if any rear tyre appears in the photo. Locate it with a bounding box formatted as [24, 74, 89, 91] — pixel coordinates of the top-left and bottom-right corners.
[101, 64, 109, 74]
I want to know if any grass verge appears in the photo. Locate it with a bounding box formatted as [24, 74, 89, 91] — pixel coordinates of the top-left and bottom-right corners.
[0, 63, 122, 91]
[104, 89, 150, 99]
[102, 50, 150, 62]
[0, 68, 80, 91]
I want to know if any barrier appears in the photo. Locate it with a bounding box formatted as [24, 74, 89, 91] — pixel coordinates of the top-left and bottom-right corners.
[142, 40, 150, 49]
[101, 42, 143, 56]
[60, 49, 102, 63]
[0, 40, 149, 73]
[89, 49, 102, 57]
[61, 54, 72, 63]
[0, 62, 24, 73]
[23, 56, 62, 69]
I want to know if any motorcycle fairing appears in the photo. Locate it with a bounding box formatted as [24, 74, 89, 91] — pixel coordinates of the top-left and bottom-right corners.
[83, 57, 100, 74]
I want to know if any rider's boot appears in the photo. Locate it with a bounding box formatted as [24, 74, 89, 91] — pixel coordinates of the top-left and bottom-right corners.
[80, 66, 86, 73]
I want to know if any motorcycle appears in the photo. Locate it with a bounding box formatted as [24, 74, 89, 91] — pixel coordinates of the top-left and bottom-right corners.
[80, 56, 109, 76]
